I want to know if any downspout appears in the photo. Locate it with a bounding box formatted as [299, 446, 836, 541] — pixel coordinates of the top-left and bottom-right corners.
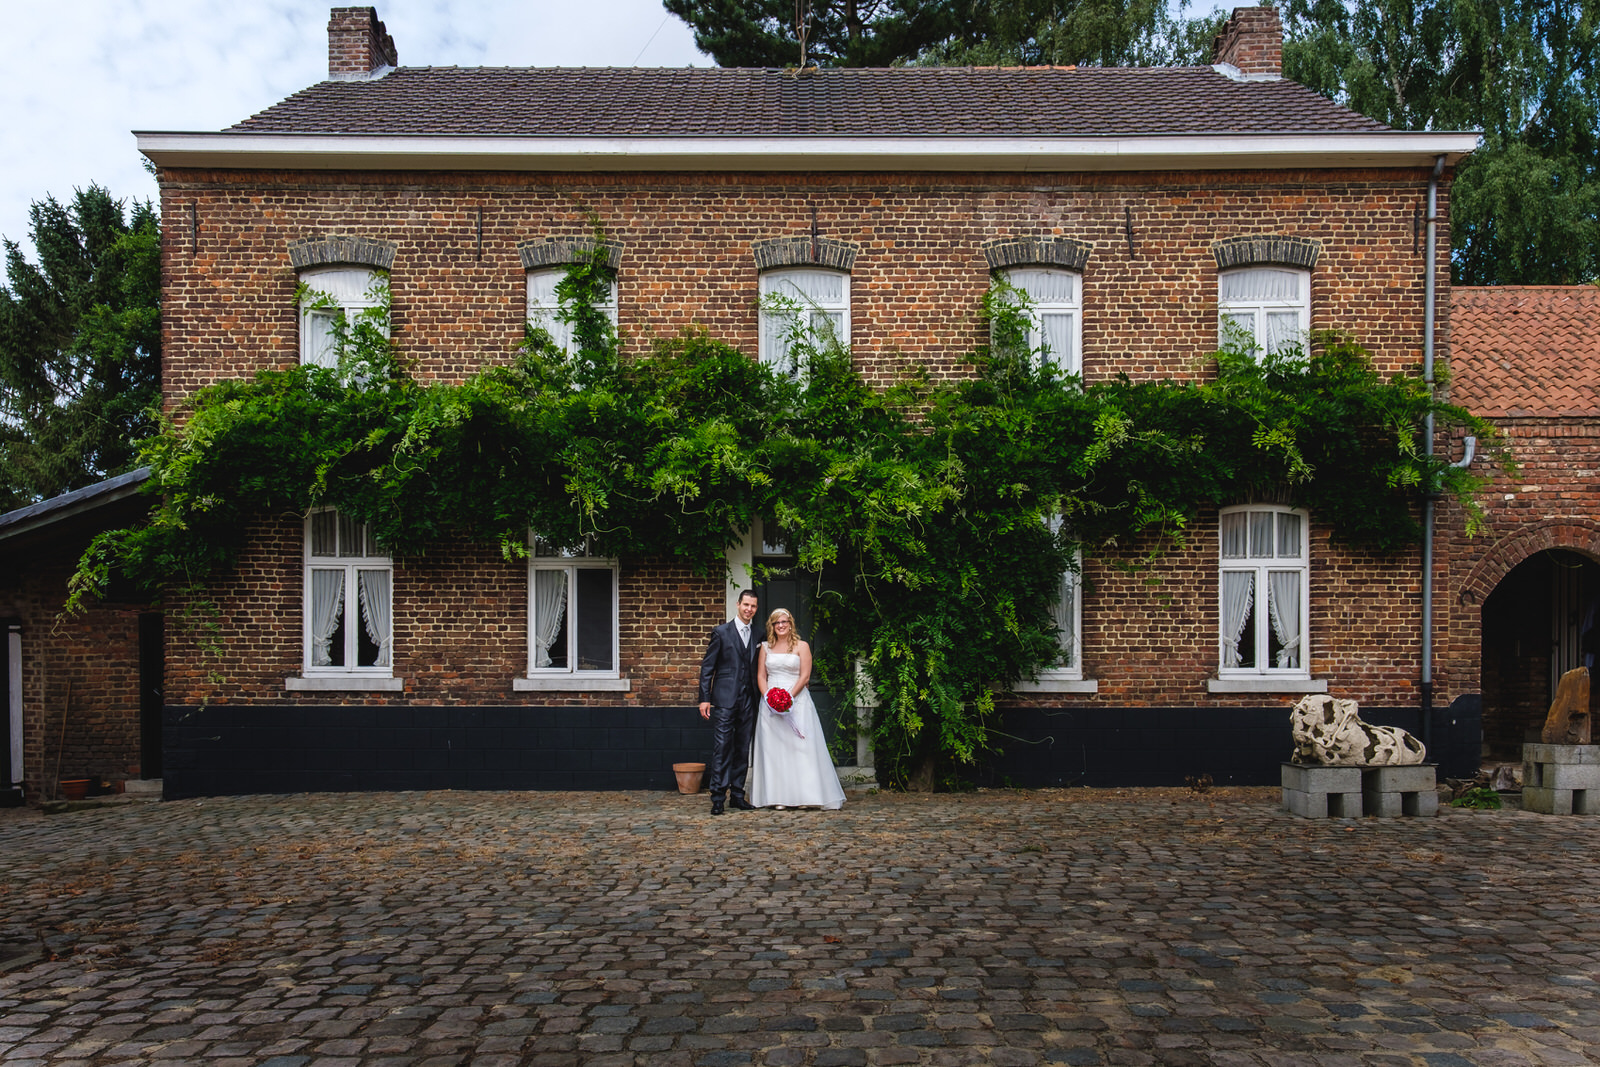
[1420, 154, 1445, 751]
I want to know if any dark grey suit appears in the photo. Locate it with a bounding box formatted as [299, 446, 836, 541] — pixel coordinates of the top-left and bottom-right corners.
[698, 618, 763, 802]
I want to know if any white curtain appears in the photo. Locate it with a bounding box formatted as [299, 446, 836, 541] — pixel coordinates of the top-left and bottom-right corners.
[310, 569, 345, 666]
[533, 568, 569, 668]
[1220, 268, 1300, 303]
[358, 570, 393, 668]
[303, 309, 338, 368]
[1220, 571, 1254, 668]
[1221, 512, 1249, 558]
[1051, 570, 1077, 668]
[1267, 570, 1302, 669]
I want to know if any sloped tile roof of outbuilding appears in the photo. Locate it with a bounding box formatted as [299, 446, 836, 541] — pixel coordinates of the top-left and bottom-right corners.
[228, 65, 1392, 137]
[1451, 286, 1600, 418]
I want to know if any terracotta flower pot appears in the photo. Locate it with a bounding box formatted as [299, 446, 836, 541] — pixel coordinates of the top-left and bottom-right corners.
[59, 779, 91, 801]
[672, 762, 706, 795]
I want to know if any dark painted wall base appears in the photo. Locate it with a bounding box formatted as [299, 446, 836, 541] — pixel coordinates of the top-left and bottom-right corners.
[162, 697, 1483, 799]
[976, 696, 1482, 788]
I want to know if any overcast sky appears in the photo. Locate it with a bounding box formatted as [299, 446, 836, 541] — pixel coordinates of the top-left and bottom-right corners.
[1, 0, 709, 259]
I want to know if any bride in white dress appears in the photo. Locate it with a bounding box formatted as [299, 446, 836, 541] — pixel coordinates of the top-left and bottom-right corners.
[748, 609, 846, 810]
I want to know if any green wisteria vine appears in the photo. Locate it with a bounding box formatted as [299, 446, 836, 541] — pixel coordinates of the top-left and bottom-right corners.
[71, 242, 1502, 788]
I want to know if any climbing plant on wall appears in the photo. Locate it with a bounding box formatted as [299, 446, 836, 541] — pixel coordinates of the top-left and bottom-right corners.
[69, 242, 1502, 789]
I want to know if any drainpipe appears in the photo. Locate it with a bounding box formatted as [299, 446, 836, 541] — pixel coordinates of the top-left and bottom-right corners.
[1420, 154, 1445, 751]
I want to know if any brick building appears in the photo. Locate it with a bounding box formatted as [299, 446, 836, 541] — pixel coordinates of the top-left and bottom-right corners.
[125, 5, 1487, 797]
[1446, 286, 1600, 763]
[0, 470, 159, 804]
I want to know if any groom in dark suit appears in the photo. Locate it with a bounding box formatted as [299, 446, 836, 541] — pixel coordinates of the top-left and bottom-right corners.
[698, 589, 762, 815]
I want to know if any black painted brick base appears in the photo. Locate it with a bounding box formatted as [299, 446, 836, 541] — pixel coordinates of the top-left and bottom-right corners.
[162, 697, 1482, 799]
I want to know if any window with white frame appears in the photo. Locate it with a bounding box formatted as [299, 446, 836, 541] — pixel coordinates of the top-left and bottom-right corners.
[1044, 514, 1083, 678]
[1002, 268, 1082, 376]
[759, 268, 849, 373]
[529, 537, 619, 675]
[526, 267, 617, 353]
[1218, 267, 1308, 357]
[299, 267, 386, 369]
[1219, 505, 1309, 676]
[305, 509, 393, 673]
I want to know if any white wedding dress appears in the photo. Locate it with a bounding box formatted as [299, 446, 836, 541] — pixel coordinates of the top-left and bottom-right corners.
[748, 647, 846, 810]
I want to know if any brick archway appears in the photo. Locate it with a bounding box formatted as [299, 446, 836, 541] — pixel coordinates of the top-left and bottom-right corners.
[1460, 518, 1600, 607]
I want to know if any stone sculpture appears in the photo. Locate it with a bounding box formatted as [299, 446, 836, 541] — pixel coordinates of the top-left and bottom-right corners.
[1540, 667, 1591, 745]
[1290, 694, 1426, 766]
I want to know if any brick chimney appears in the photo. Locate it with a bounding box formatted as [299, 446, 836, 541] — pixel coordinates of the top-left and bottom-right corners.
[328, 7, 397, 80]
[1211, 6, 1283, 77]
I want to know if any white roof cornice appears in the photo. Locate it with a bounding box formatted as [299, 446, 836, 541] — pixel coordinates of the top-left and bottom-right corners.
[136, 131, 1480, 174]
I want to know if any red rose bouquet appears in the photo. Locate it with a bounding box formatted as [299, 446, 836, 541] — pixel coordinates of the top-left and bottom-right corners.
[764, 687, 804, 737]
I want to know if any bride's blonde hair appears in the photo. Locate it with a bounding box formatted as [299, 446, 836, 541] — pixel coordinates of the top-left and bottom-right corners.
[766, 608, 800, 652]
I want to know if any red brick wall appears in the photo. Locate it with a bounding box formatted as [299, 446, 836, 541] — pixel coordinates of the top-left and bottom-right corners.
[1440, 419, 1600, 722]
[157, 164, 1459, 711]
[0, 554, 145, 799]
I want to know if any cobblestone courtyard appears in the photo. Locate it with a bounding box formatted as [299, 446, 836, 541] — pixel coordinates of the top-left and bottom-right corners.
[2, 787, 1598, 1065]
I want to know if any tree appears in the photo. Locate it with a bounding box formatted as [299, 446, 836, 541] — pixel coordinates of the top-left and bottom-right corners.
[0, 185, 161, 510]
[1280, 0, 1600, 284]
[662, 0, 1221, 68]
[917, 0, 1222, 67]
[662, 0, 977, 67]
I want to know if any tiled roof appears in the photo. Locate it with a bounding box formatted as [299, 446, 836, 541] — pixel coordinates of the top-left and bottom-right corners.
[1451, 287, 1600, 418]
[228, 65, 1392, 138]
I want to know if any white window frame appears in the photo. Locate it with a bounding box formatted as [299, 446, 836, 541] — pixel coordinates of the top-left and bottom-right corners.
[1001, 268, 1083, 376]
[1217, 505, 1310, 680]
[1218, 267, 1309, 358]
[527, 267, 617, 353]
[301, 508, 394, 678]
[759, 268, 850, 374]
[527, 537, 621, 681]
[1014, 517, 1096, 693]
[299, 267, 385, 369]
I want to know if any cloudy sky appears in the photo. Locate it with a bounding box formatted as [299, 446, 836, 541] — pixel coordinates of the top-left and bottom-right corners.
[1, 0, 709, 257]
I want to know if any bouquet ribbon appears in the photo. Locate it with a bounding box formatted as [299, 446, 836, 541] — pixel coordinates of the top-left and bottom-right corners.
[766, 687, 805, 738]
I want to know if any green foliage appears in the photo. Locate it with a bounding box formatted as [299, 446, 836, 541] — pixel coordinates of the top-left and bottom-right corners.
[1281, 0, 1600, 284]
[73, 250, 1501, 788]
[664, 0, 1221, 67]
[0, 184, 161, 509]
[1450, 785, 1503, 809]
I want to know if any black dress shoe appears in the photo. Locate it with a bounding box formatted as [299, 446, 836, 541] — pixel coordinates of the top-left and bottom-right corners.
[710, 798, 725, 815]
[729, 798, 756, 810]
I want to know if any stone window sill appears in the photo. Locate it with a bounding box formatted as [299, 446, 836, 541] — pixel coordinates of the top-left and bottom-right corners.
[514, 676, 632, 693]
[286, 676, 404, 692]
[1208, 677, 1327, 694]
[1011, 677, 1099, 694]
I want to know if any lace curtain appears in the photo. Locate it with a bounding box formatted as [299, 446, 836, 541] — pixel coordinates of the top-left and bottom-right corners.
[1050, 570, 1077, 668]
[1220, 571, 1254, 669]
[310, 569, 344, 666]
[532, 568, 569, 668]
[1267, 570, 1302, 668]
[358, 570, 393, 668]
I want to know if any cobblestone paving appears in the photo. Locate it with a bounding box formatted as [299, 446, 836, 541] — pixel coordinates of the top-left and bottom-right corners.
[1, 787, 1598, 1066]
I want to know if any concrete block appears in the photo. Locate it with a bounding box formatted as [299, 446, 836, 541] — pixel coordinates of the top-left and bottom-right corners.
[1281, 763, 1362, 818]
[1522, 785, 1596, 816]
[1363, 764, 1436, 794]
[1523, 743, 1600, 766]
[1281, 763, 1361, 793]
[1359, 764, 1438, 818]
[1282, 787, 1362, 818]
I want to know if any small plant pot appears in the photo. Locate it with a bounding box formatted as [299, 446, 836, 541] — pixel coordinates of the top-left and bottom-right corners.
[58, 779, 91, 801]
[672, 762, 706, 795]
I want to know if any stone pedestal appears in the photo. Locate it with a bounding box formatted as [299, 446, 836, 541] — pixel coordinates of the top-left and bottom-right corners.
[1362, 764, 1439, 818]
[1282, 763, 1362, 818]
[1282, 763, 1438, 818]
[1522, 743, 1600, 815]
